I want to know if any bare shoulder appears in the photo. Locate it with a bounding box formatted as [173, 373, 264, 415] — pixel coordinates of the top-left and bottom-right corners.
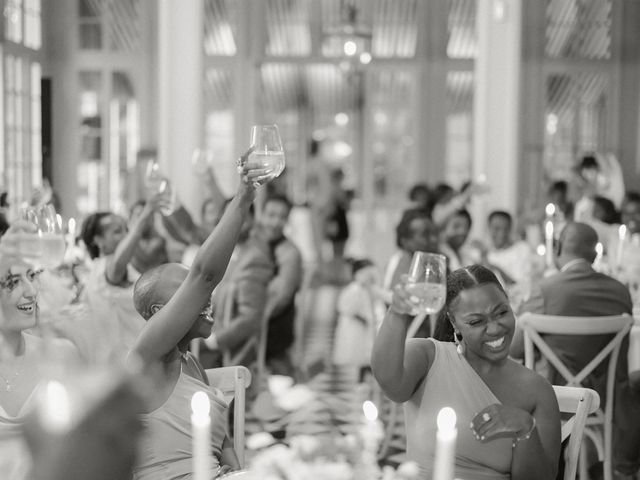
[507, 359, 557, 403]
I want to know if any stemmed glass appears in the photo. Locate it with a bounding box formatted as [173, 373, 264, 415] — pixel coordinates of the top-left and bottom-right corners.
[247, 125, 286, 181]
[37, 205, 67, 270]
[144, 161, 176, 216]
[404, 252, 447, 315]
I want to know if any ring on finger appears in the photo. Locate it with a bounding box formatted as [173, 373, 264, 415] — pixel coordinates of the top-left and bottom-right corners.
[482, 413, 491, 422]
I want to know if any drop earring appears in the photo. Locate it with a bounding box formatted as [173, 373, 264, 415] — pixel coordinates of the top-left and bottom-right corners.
[454, 331, 465, 355]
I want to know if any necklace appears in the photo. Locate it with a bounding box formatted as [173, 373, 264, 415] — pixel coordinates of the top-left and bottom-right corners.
[0, 370, 19, 392]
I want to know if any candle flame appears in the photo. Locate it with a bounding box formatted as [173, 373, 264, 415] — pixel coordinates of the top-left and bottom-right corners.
[595, 242, 603, 256]
[536, 245, 546, 256]
[437, 407, 457, 432]
[191, 391, 210, 417]
[619, 224, 627, 240]
[42, 380, 71, 433]
[68, 218, 76, 235]
[545, 203, 556, 217]
[363, 400, 378, 422]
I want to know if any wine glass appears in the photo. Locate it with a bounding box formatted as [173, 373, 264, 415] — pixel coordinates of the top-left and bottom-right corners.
[37, 205, 67, 270]
[404, 252, 447, 315]
[144, 161, 176, 216]
[247, 125, 286, 181]
[17, 207, 44, 263]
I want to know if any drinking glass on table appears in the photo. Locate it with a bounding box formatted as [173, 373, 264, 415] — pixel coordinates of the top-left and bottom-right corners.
[404, 252, 447, 315]
[246, 125, 286, 182]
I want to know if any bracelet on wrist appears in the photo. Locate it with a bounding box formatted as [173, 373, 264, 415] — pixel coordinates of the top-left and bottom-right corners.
[512, 417, 536, 448]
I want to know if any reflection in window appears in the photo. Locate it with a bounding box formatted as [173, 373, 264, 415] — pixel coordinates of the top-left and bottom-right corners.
[78, 71, 104, 213]
[24, 0, 41, 49]
[4, 0, 23, 44]
[543, 72, 608, 180]
[446, 71, 474, 188]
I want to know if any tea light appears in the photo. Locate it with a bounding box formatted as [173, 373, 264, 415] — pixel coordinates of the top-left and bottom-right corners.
[191, 391, 212, 480]
[594, 242, 604, 268]
[545, 203, 556, 219]
[433, 407, 457, 480]
[361, 400, 384, 454]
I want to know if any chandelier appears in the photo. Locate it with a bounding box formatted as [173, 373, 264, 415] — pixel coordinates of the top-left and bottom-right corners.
[323, 0, 372, 71]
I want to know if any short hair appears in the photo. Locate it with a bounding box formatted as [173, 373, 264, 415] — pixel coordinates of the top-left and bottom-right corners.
[395, 208, 432, 249]
[449, 209, 473, 229]
[133, 263, 187, 320]
[558, 222, 598, 261]
[408, 183, 430, 202]
[549, 180, 568, 196]
[263, 194, 292, 212]
[80, 212, 112, 259]
[623, 191, 640, 207]
[488, 210, 512, 226]
[578, 154, 599, 171]
[433, 265, 506, 343]
[433, 183, 454, 203]
[592, 196, 619, 224]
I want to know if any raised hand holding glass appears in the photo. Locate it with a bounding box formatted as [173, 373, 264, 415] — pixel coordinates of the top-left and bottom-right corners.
[404, 252, 447, 315]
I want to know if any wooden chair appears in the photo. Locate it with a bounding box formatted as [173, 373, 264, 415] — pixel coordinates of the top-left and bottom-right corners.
[554, 386, 600, 480]
[520, 313, 633, 480]
[206, 366, 252, 467]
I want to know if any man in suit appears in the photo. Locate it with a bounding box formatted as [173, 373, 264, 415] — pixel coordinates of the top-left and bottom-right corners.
[510, 222, 637, 480]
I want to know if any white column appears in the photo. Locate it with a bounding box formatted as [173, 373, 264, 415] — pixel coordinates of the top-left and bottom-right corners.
[157, 0, 204, 216]
[472, 0, 523, 233]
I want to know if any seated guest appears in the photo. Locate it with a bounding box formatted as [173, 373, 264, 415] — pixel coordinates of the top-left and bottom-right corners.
[79, 194, 165, 361]
[253, 194, 303, 376]
[383, 209, 440, 292]
[485, 210, 533, 286]
[0, 223, 78, 480]
[439, 209, 474, 271]
[372, 265, 561, 479]
[202, 202, 275, 368]
[510, 222, 638, 478]
[129, 158, 266, 480]
[606, 192, 640, 286]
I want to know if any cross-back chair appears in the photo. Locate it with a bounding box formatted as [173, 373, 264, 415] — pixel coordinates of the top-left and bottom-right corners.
[206, 366, 252, 467]
[520, 313, 632, 480]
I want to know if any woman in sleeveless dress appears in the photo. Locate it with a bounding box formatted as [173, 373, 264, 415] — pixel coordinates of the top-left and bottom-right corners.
[0, 225, 77, 479]
[372, 264, 560, 480]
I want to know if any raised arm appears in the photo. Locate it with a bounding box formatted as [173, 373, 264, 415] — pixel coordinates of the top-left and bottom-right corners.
[371, 279, 432, 403]
[105, 198, 159, 285]
[132, 159, 268, 363]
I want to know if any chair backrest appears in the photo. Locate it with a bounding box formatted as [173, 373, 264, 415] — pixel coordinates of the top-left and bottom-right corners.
[553, 386, 600, 480]
[206, 366, 252, 467]
[520, 313, 632, 393]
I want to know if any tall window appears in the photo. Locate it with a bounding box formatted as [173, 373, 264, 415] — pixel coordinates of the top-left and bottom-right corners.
[2, 0, 42, 214]
[75, 0, 141, 215]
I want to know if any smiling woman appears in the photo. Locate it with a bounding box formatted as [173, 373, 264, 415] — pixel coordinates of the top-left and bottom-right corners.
[371, 264, 561, 480]
[0, 226, 78, 480]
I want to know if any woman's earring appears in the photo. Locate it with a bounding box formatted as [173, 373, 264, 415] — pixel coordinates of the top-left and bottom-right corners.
[454, 331, 465, 355]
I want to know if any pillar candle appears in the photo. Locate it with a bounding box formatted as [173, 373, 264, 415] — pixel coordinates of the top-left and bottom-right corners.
[191, 391, 212, 480]
[617, 225, 627, 270]
[433, 407, 457, 480]
[545, 220, 554, 268]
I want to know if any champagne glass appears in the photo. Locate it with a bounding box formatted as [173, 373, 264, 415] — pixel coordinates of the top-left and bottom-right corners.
[37, 205, 67, 270]
[404, 252, 447, 315]
[247, 125, 286, 181]
[144, 161, 176, 216]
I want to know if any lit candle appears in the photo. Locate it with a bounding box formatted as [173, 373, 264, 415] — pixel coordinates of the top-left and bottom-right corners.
[67, 217, 76, 248]
[594, 242, 604, 269]
[191, 391, 212, 480]
[433, 407, 457, 480]
[40, 380, 72, 433]
[361, 400, 384, 454]
[617, 225, 627, 270]
[545, 220, 554, 268]
[545, 203, 556, 219]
